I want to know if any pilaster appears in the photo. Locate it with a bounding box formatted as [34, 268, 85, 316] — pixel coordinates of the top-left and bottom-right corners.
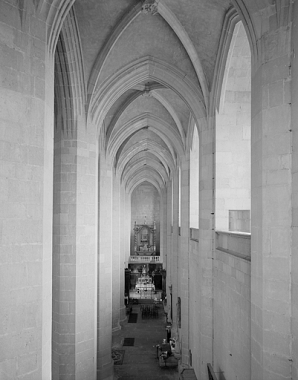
[112, 173, 121, 332]
[171, 169, 180, 336]
[97, 153, 113, 380]
[125, 192, 131, 265]
[291, 2, 298, 378]
[160, 188, 167, 266]
[197, 122, 214, 380]
[119, 184, 127, 323]
[52, 113, 97, 380]
[0, 3, 52, 378]
[251, 4, 292, 379]
[179, 155, 191, 365]
[166, 180, 173, 321]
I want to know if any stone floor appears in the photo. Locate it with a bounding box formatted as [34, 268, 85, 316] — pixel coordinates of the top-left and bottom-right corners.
[112, 303, 179, 380]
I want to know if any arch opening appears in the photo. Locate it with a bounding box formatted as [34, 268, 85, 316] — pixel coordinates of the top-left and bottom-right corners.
[215, 21, 251, 233]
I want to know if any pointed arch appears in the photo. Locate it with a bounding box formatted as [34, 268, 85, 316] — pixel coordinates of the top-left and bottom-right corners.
[214, 13, 251, 232]
[126, 170, 164, 193]
[210, 5, 256, 117]
[54, 6, 86, 134]
[105, 89, 185, 151]
[117, 140, 174, 177]
[45, 6, 86, 129]
[122, 157, 168, 186]
[210, 7, 240, 116]
[59, 8, 86, 117]
[230, 1, 258, 61]
[185, 115, 196, 153]
[42, 0, 76, 55]
[107, 113, 183, 161]
[128, 178, 162, 195]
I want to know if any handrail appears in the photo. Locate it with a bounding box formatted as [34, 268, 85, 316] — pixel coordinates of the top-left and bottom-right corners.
[207, 363, 218, 380]
[215, 230, 251, 261]
[190, 228, 199, 241]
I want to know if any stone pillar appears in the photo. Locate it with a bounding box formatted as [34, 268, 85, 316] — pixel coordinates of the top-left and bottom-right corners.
[112, 173, 121, 332]
[74, 119, 97, 379]
[166, 181, 173, 321]
[52, 115, 97, 380]
[166, 181, 173, 274]
[75, 120, 97, 379]
[0, 3, 52, 378]
[291, 3, 298, 377]
[179, 155, 190, 365]
[171, 170, 180, 335]
[198, 124, 214, 380]
[97, 152, 113, 380]
[160, 188, 167, 266]
[124, 192, 131, 265]
[119, 184, 127, 323]
[250, 5, 292, 379]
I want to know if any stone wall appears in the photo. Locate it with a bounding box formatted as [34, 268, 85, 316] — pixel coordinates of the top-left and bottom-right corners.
[189, 236, 201, 376]
[214, 249, 251, 380]
[188, 231, 251, 380]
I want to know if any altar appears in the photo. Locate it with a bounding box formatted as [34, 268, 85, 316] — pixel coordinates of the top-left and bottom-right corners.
[133, 221, 156, 255]
[135, 274, 155, 292]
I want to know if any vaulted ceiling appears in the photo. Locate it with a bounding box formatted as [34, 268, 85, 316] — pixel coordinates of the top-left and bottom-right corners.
[71, 0, 238, 193]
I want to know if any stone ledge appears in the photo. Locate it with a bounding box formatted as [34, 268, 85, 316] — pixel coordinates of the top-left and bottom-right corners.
[179, 366, 197, 380]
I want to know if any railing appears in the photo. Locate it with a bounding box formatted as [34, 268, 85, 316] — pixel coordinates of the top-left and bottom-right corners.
[190, 228, 199, 241]
[129, 255, 161, 263]
[207, 363, 218, 380]
[215, 230, 251, 261]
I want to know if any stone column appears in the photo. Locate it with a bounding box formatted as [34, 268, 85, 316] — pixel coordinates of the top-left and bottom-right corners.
[160, 188, 167, 266]
[166, 181, 173, 274]
[119, 184, 127, 323]
[112, 173, 121, 332]
[75, 119, 98, 380]
[291, 3, 298, 377]
[250, 5, 292, 379]
[0, 3, 52, 378]
[171, 169, 180, 335]
[74, 119, 97, 379]
[97, 152, 113, 380]
[198, 123, 214, 379]
[179, 155, 190, 365]
[124, 192, 131, 265]
[166, 180, 173, 321]
[52, 114, 97, 380]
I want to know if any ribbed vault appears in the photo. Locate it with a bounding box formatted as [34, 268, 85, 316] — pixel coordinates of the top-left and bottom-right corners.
[47, 0, 267, 194]
[75, 0, 223, 193]
[90, 55, 205, 193]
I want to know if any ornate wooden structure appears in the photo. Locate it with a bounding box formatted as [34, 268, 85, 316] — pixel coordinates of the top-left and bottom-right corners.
[133, 221, 156, 255]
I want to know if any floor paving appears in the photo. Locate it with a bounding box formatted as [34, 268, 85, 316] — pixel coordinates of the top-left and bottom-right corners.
[112, 303, 179, 380]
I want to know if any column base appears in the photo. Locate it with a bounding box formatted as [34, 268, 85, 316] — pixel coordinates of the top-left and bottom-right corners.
[120, 305, 126, 323]
[97, 361, 114, 380]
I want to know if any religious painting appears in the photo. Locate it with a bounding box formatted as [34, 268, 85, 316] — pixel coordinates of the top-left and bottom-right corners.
[133, 221, 156, 255]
